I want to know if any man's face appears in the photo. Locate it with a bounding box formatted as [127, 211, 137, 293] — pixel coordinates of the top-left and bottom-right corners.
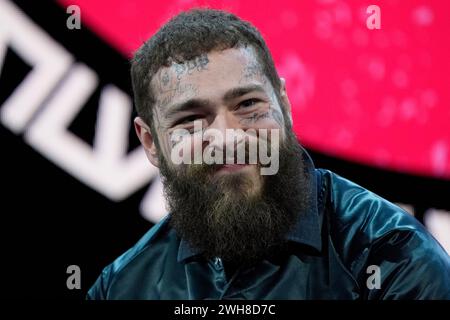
[135, 46, 309, 266]
[152, 47, 287, 191]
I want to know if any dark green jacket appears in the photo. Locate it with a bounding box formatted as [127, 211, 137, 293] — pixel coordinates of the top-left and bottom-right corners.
[88, 160, 450, 299]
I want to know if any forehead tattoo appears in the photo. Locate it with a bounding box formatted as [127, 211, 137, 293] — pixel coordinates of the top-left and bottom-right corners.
[153, 54, 210, 119]
[238, 48, 268, 86]
[174, 54, 209, 80]
[153, 49, 283, 129]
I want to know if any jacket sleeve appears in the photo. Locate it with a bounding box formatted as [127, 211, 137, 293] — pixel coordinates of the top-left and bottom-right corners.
[361, 229, 450, 300]
[86, 265, 113, 300]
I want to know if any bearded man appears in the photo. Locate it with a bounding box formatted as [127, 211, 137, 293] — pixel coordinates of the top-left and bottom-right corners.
[88, 8, 450, 300]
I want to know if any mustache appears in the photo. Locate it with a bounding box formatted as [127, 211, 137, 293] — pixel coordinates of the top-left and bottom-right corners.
[174, 148, 257, 180]
[171, 129, 278, 162]
[178, 136, 280, 176]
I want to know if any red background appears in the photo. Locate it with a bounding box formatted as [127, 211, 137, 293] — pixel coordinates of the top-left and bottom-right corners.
[59, 0, 450, 180]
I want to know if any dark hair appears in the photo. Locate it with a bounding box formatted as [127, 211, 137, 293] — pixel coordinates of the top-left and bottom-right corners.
[130, 8, 283, 132]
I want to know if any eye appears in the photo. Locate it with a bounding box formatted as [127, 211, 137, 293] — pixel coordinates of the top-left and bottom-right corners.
[239, 98, 260, 109]
[176, 115, 200, 125]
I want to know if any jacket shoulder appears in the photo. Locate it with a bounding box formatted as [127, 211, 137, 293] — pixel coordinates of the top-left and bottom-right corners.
[87, 215, 171, 299]
[318, 169, 450, 298]
[320, 169, 423, 235]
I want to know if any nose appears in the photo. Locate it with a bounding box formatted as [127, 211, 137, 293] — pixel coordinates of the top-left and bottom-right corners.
[203, 110, 244, 156]
[209, 110, 242, 133]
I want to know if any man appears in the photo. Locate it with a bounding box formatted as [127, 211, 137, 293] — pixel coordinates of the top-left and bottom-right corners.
[88, 8, 450, 299]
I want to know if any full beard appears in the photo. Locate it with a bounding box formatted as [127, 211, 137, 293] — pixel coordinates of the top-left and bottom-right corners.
[159, 130, 311, 267]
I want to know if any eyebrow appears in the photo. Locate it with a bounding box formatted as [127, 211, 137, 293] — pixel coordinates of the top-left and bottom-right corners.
[222, 84, 267, 101]
[163, 84, 267, 120]
[164, 98, 213, 120]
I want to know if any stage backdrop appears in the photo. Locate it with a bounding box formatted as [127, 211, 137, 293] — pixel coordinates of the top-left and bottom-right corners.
[0, 0, 449, 299]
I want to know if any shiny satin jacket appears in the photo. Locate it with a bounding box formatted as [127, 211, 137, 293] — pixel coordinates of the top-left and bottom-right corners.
[88, 161, 450, 300]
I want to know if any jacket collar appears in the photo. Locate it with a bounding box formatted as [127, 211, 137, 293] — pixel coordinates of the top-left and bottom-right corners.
[177, 148, 323, 262]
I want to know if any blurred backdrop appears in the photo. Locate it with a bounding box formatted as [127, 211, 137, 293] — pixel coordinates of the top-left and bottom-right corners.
[0, 0, 449, 299]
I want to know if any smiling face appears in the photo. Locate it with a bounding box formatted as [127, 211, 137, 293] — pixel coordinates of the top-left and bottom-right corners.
[135, 46, 290, 195]
[134, 46, 308, 266]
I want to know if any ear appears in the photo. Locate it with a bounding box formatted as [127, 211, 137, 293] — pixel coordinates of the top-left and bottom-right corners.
[134, 117, 159, 168]
[279, 77, 293, 126]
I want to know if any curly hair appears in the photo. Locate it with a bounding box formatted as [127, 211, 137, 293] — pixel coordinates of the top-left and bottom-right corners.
[130, 8, 283, 132]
